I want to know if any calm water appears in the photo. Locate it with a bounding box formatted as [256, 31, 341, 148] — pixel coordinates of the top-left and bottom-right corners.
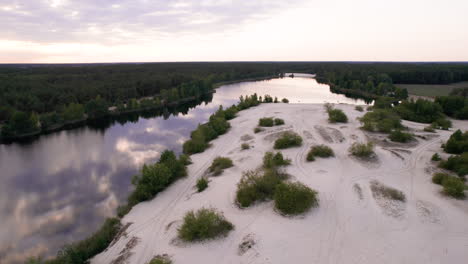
[0, 76, 366, 263]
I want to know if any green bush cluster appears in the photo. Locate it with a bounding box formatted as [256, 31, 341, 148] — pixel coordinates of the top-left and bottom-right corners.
[395, 98, 449, 125]
[254, 127, 264, 133]
[241, 143, 250, 150]
[263, 152, 291, 168]
[274, 132, 303, 149]
[439, 152, 468, 177]
[431, 153, 441, 161]
[349, 142, 375, 158]
[196, 178, 209, 192]
[209, 156, 234, 176]
[327, 108, 348, 123]
[355, 105, 364, 112]
[149, 255, 172, 264]
[435, 95, 468, 120]
[359, 109, 403, 133]
[274, 118, 285, 125]
[282, 98, 289, 103]
[236, 170, 285, 208]
[370, 181, 406, 202]
[441, 177, 466, 199]
[424, 126, 435, 132]
[307, 145, 334, 161]
[389, 130, 414, 143]
[443, 130, 468, 154]
[432, 172, 451, 185]
[274, 182, 319, 215]
[178, 208, 234, 242]
[259, 117, 274, 127]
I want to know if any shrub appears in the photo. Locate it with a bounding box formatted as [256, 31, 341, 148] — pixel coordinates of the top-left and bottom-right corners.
[439, 152, 468, 176]
[274, 132, 303, 149]
[424, 126, 435, 132]
[431, 118, 452, 130]
[370, 181, 406, 201]
[306, 152, 315, 161]
[236, 170, 285, 207]
[259, 117, 274, 127]
[389, 130, 413, 143]
[274, 182, 319, 215]
[431, 153, 441, 161]
[395, 99, 447, 124]
[432, 172, 450, 185]
[442, 177, 466, 199]
[359, 109, 403, 133]
[443, 130, 468, 154]
[178, 208, 234, 242]
[282, 98, 289, 103]
[274, 118, 285, 126]
[308, 145, 334, 158]
[209, 157, 233, 176]
[355, 105, 364, 112]
[263, 152, 291, 168]
[349, 142, 374, 158]
[327, 108, 348, 123]
[196, 178, 209, 192]
[149, 255, 172, 264]
[241, 143, 250, 150]
[254, 127, 264, 133]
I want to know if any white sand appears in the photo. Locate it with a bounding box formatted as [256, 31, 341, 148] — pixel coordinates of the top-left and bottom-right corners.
[92, 103, 468, 264]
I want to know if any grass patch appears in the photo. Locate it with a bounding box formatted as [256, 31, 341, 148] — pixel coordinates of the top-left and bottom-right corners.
[307, 145, 334, 161]
[370, 181, 406, 202]
[149, 255, 172, 264]
[274, 118, 285, 125]
[263, 152, 291, 168]
[349, 142, 375, 158]
[178, 208, 234, 242]
[236, 170, 286, 208]
[254, 127, 264, 133]
[209, 156, 233, 176]
[327, 108, 348, 123]
[241, 143, 250, 150]
[389, 130, 414, 143]
[196, 178, 208, 192]
[259, 117, 274, 127]
[274, 131, 303, 149]
[274, 182, 319, 215]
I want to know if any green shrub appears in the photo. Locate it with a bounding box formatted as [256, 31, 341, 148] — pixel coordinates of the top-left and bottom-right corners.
[274, 118, 285, 126]
[282, 98, 289, 103]
[308, 145, 334, 158]
[263, 152, 291, 168]
[395, 98, 445, 123]
[439, 152, 468, 176]
[241, 143, 250, 150]
[274, 182, 319, 215]
[196, 178, 209, 192]
[359, 109, 403, 133]
[149, 255, 172, 264]
[349, 142, 375, 158]
[389, 130, 413, 143]
[274, 132, 303, 149]
[178, 208, 234, 242]
[431, 153, 441, 161]
[327, 108, 348, 123]
[236, 170, 285, 207]
[442, 177, 466, 199]
[209, 157, 233, 176]
[443, 130, 468, 154]
[259, 117, 274, 127]
[424, 126, 435, 132]
[355, 105, 364, 112]
[254, 127, 264, 133]
[431, 118, 452, 130]
[432, 172, 450, 185]
[370, 181, 406, 202]
[306, 152, 315, 161]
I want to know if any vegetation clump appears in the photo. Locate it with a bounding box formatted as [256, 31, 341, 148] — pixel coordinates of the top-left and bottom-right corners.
[431, 153, 441, 161]
[327, 108, 348, 123]
[355, 105, 364, 112]
[274, 182, 319, 215]
[439, 152, 468, 177]
[274, 132, 303, 149]
[432, 172, 451, 185]
[441, 177, 466, 199]
[178, 208, 234, 242]
[307, 145, 334, 161]
[349, 142, 375, 158]
[196, 178, 209, 192]
[370, 181, 406, 202]
[259, 117, 274, 127]
[359, 109, 403, 133]
[274, 118, 285, 125]
[241, 143, 250, 150]
[209, 157, 234, 176]
[282, 98, 289, 103]
[149, 255, 172, 264]
[435, 95, 468, 120]
[263, 152, 291, 168]
[395, 98, 449, 125]
[236, 170, 286, 208]
[254, 127, 264, 133]
[424, 126, 435, 132]
[443, 130, 468, 154]
[389, 130, 414, 143]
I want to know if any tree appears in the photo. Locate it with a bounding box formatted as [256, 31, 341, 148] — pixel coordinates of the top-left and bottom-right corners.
[62, 103, 85, 121]
[85, 96, 109, 119]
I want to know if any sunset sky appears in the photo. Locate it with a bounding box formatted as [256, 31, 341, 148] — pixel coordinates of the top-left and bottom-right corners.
[1, 0, 468, 63]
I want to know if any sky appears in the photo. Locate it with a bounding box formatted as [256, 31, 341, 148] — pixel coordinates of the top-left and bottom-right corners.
[0, 0, 467, 63]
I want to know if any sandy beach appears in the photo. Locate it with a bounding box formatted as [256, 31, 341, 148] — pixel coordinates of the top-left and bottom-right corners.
[92, 103, 468, 264]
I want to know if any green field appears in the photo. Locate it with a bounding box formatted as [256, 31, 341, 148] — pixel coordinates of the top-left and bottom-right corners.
[396, 82, 468, 97]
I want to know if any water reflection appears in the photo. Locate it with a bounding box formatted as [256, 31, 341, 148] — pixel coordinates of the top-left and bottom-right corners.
[0, 76, 366, 263]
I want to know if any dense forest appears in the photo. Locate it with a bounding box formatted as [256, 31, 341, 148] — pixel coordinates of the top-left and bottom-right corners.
[2, 62, 468, 140]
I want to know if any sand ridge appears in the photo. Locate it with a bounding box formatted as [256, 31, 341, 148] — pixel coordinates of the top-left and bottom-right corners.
[92, 103, 468, 264]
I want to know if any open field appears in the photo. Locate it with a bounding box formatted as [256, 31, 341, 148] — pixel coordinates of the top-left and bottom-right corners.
[396, 82, 468, 97]
[92, 103, 468, 264]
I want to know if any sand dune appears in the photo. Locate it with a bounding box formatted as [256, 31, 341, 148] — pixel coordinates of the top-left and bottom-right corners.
[92, 103, 468, 264]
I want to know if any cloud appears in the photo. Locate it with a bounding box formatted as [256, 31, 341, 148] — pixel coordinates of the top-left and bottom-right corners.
[0, 0, 304, 44]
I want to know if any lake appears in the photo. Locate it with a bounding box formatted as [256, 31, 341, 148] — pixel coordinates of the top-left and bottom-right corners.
[0, 75, 366, 263]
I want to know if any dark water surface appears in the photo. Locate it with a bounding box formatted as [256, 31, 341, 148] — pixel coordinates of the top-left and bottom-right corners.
[0, 76, 366, 263]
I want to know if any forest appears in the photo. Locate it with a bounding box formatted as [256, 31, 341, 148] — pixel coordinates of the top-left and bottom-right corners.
[2, 62, 468, 140]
